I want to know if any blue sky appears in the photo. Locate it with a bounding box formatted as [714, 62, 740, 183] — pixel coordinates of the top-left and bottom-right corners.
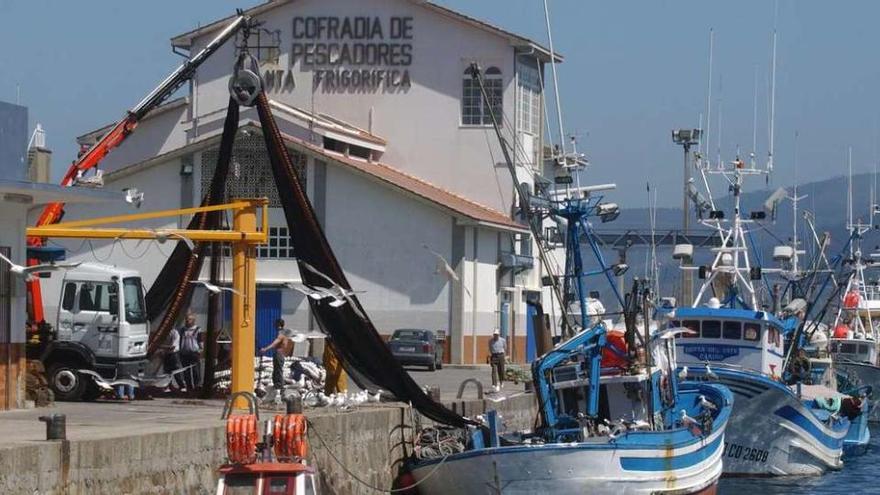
[1, 0, 878, 207]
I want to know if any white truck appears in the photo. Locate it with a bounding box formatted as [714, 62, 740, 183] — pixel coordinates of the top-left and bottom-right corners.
[37, 262, 150, 401]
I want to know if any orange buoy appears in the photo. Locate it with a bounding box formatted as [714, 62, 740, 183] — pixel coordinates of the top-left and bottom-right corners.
[601, 330, 629, 370]
[844, 291, 860, 309]
[833, 324, 850, 339]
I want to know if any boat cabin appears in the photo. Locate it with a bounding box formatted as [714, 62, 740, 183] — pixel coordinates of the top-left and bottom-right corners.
[669, 308, 786, 377]
[829, 337, 879, 366]
[217, 464, 318, 495]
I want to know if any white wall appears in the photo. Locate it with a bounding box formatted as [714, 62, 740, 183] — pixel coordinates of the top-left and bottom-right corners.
[187, 0, 520, 214]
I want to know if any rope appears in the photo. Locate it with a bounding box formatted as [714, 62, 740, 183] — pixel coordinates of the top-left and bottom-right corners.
[306, 418, 450, 493]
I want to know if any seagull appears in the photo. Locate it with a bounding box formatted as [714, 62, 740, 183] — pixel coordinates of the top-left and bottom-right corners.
[680, 409, 699, 428]
[698, 395, 717, 412]
[0, 252, 81, 281]
[154, 230, 195, 251]
[297, 263, 368, 319]
[423, 244, 471, 297]
[189, 280, 241, 295]
[122, 187, 144, 208]
[704, 362, 719, 381]
[678, 366, 689, 381]
[74, 169, 104, 188]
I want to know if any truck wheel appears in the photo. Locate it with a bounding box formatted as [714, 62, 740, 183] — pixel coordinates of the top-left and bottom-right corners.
[47, 363, 87, 401]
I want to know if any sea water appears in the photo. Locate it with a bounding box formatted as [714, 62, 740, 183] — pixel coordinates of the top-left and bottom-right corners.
[718, 424, 879, 494]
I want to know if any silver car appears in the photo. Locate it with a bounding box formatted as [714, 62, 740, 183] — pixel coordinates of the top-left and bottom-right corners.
[388, 329, 443, 371]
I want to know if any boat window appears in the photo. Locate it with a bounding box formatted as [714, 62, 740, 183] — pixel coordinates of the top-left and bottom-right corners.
[701, 320, 721, 339]
[224, 474, 258, 494]
[841, 343, 858, 354]
[858, 344, 869, 355]
[263, 476, 293, 494]
[682, 320, 700, 338]
[744, 323, 760, 341]
[830, 341, 838, 353]
[723, 321, 742, 340]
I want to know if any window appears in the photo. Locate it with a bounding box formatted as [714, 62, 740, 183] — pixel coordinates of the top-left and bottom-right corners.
[62, 282, 77, 311]
[224, 474, 258, 495]
[723, 321, 742, 340]
[264, 476, 293, 494]
[858, 344, 869, 355]
[516, 62, 541, 135]
[701, 320, 721, 339]
[78, 282, 113, 312]
[682, 320, 699, 338]
[257, 226, 296, 259]
[767, 327, 781, 347]
[841, 343, 857, 354]
[462, 66, 503, 126]
[744, 323, 760, 341]
[123, 277, 147, 324]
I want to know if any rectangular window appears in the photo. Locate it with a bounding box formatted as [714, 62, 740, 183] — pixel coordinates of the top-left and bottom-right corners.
[516, 62, 541, 135]
[682, 320, 700, 338]
[723, 321, 742, 340]
[62, 282, 77, 311]
[701, 320, 721, 339]
[744, 323, 760, 341]
[78, 282, 113, 312]
[462, 67, 503, 126]
[257, 226, 296, 259]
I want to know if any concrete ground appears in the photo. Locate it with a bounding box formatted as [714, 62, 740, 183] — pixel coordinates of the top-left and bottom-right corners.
[0, 367, 528, 450]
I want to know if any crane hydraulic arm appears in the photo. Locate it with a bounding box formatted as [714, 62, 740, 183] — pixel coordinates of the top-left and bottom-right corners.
[26, 12, 250, 324]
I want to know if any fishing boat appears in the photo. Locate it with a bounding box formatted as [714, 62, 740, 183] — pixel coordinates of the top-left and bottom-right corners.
[667, 159, 851, 475]
[827, 221, 880, 422]
[407, 147, 732, 493]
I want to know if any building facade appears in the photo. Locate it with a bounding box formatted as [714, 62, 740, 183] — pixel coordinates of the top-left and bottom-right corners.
[52, 0, 561, 364]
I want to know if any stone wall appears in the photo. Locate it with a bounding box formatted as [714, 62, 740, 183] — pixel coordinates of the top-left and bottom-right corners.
[0, 394, 537, 494]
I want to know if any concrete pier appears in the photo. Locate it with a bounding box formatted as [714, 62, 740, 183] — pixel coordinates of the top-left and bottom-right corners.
[0, 393, 536, 494]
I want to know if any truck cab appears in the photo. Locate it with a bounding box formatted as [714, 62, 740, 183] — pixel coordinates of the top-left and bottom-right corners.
[42, 262, 150, 400]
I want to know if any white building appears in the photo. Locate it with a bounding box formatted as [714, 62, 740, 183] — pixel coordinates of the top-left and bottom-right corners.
[52, 0, 563, 365]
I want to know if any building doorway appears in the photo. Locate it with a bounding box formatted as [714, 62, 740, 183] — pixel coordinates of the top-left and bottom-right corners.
[223, 288, 282, 355]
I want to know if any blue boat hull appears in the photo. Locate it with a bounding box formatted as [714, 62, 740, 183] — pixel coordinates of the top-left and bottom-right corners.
[683, 366, 848, 475]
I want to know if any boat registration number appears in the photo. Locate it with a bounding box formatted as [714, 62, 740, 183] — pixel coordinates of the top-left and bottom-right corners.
[724, 441, 768, 463]
[399, 346, 416, 352]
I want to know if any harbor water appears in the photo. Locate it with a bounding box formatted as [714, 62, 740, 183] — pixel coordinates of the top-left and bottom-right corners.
[719, 424, 879, 494]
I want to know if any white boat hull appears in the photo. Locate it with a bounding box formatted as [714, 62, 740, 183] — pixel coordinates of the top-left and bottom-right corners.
[410, 427, 724, 495]
[687, 368, 847, 475]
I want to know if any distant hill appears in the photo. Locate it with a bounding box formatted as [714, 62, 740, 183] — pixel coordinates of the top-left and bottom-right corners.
[585, 173, 878, 302]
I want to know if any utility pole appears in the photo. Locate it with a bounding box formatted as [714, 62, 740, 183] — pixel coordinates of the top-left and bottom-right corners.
[672, 129, 701, 305]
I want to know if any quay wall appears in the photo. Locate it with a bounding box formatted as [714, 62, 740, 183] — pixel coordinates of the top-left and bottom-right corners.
[0, 394, 537, 495]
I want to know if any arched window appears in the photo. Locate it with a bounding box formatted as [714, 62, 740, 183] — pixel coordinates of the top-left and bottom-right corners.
[462, 66, 503, 126]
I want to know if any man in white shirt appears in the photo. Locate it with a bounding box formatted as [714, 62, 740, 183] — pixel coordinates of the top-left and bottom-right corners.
[178, 314, 203, 391]
[488, 329, 507, 392]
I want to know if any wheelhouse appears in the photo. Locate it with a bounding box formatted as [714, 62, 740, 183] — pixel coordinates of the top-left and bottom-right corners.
[829, 338, 878, 366]
[669, 308, 787, 377]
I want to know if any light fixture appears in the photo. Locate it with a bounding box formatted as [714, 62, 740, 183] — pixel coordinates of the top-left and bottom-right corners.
[597, 202, 620, 223]
[179, 162, 194, 176]
[611, 263, 629, 277]
[672, 129, 701, 146]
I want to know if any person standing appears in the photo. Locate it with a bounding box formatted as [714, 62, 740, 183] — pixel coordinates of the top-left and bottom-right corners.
[178, 313, 203, 392]
[260, 318, 295, 397]
[489, 329, 507, 393]
[162, 326, 185, 391]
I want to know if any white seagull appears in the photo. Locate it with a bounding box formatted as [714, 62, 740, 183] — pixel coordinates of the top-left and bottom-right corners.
[704, 362, 719, 381]
[677, 366, 689, 381]
[297, 263, 368, 319]
[680, 409, 699, 428]
[423, 244, 471, 297]
[698, 395, 717, 411]
[0, 252, 81, 281]
[189, 280, 241, 295]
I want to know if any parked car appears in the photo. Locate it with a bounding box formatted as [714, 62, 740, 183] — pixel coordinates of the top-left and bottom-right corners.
[388, 329, 443, 371]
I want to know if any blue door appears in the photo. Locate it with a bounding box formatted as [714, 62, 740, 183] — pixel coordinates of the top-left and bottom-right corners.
[224, 288, 282, 355]
[256, 289, 282, 354]
[526, 303, 538, 362]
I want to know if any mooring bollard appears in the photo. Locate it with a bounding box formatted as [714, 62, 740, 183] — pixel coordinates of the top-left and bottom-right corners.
[286, 393, 303, 414]
[38, 414, 66, 441]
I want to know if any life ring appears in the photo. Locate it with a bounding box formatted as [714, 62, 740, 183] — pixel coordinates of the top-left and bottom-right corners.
[273, 414, 308, 460]
[226, 415, 258, 464]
